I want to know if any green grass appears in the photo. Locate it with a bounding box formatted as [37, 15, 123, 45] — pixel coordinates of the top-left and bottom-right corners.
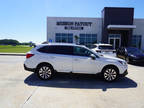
[0, 45, 33, 53]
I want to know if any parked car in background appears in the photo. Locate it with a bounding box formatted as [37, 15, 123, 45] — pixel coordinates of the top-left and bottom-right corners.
[116, 47, 144, 63]
[24, 43, 128, 82]
[91, 44, 115, 53]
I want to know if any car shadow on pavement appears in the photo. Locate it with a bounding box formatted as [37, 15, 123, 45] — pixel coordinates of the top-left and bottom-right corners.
[24, 73, 137, 91]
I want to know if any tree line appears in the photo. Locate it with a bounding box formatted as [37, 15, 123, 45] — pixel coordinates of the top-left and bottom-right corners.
[0, 39, 34, 46]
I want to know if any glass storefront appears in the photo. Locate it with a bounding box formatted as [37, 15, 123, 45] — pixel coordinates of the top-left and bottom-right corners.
[79, 34, 97, 47]
[108, 34, 121, 49]
[55, 33, 73, 43]
[131, 35, 142, 49]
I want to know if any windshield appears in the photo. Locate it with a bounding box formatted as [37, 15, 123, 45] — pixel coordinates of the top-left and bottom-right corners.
[127, 47, 143, 55]
[99, 45, 113, 50]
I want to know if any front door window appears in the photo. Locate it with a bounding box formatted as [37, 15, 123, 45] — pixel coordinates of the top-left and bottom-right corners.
[72, 46, 100, 74]
[115, 38, 120, 49]
[108, 34, 121, 49]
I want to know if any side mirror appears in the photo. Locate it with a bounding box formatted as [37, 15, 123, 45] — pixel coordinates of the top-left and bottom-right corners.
[90, 54, 96, 60]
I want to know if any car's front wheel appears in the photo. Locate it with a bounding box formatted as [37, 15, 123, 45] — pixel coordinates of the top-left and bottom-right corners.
[102, 66, 118, 82]
[36, 64, 54, 80]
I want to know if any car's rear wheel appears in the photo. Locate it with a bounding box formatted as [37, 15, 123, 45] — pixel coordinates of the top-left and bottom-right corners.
[36, 64, 54, 80]
[102, 66, 118, 82]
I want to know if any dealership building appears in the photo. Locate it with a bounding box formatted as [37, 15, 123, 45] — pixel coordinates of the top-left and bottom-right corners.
[47, 7, 144, 50]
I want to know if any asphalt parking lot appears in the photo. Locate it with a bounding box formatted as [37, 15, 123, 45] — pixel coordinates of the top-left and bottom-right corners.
[0, 56, 144, 108]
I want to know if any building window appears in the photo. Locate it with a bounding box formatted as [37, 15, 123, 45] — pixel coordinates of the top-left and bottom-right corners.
[79, 34, 97, 48]
[55, 33, 73, 43]
[131, 35, 142, 49]
[108, 34, 121, 49]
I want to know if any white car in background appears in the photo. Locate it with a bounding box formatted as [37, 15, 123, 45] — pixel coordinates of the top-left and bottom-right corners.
[91, 44, 116, 55]
[24, 43, 128, 82]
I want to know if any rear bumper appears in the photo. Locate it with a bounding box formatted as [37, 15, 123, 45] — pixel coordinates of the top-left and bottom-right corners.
[24, 64, 35, 72]
[119, 70, 128, 77]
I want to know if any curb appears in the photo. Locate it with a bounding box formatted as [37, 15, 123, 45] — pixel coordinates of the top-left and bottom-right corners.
[0, 53, 26, 56]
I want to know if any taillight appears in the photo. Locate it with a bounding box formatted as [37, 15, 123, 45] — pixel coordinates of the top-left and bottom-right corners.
[26, 53, 34, 59]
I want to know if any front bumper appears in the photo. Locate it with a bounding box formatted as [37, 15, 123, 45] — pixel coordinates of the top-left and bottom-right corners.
[119, 70, 128, 77]
[24, 64, 35, 72]
[131, 58, 144, 63]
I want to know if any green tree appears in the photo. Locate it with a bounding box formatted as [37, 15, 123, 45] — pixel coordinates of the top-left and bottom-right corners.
[0, 39, 20, 45]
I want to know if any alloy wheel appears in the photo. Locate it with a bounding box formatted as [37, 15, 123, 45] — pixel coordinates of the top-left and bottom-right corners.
[38, 66, 52, 79]
[104, 68, 117, 81]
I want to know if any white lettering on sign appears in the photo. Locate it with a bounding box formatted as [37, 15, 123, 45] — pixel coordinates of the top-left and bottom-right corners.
[56, 21, 92, 30]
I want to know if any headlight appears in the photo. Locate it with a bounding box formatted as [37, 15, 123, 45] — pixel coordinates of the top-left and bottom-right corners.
[118, 60, 127, 65]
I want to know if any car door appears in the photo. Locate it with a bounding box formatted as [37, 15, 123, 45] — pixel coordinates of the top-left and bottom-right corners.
[72, 46, 101, 74]
[38, 45, 73, 73]
[51, 45, 73, 72]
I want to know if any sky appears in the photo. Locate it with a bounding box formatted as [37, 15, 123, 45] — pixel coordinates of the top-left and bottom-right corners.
[0, 0, 144, 44]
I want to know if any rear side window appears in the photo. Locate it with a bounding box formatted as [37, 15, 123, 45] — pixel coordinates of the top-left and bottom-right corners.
[37, 45, 73, 55]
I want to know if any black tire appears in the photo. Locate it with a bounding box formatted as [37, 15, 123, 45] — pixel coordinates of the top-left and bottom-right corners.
[102, 66, 119, 82]
[36, 64, 54, 80]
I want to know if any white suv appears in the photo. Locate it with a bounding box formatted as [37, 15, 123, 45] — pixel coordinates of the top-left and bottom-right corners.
[91, 43, 116, 54]
[24, 43, 128, 82]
